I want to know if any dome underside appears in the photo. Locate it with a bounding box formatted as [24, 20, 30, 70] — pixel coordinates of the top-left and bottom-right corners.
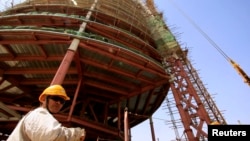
[0, 0, 171, 140]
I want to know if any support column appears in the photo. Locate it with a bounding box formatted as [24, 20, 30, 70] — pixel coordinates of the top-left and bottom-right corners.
[149, 116, 156, 141]
[124, 107, 129, 141]
[50, 0, 99, 85]
[166, 56, 210, 141]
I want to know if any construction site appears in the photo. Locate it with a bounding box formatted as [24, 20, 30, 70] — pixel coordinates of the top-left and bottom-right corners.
[0, 0, 249, 141]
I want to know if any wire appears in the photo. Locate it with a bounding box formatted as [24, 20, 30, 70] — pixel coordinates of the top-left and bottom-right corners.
[167, 0, 250, 87]
[167, 0, 230, 61]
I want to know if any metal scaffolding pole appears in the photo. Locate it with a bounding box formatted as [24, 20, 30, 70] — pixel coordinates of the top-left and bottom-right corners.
[50, 0, 98, 85]
[124, 107, 129, 141]
[149, 116, 156, 141]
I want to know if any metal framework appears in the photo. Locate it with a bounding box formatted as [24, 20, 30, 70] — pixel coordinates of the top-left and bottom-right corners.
[0, 0, 226, 141]
[0, 0, 171, 140]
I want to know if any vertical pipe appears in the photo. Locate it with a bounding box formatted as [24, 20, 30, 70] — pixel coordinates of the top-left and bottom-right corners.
[50, 0, 98, 85]
[129, 128, 131, 141]
[149, 116, 156, 141]
[124, 107, 128, 141]
[127, 117, 130, 141]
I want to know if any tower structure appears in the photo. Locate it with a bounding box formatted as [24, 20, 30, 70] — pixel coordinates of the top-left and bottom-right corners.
[0, 0, 225, 141]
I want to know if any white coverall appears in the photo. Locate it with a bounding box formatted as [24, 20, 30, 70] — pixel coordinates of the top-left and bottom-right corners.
[7, 107, 85, 141]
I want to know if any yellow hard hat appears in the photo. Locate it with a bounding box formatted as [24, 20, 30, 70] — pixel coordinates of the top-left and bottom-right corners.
[39, 85, 70, 102]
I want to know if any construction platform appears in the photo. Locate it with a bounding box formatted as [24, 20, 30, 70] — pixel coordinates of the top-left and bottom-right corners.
[0, 0, 178, 140]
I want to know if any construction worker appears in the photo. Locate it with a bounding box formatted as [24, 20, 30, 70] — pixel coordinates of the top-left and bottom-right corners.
[7, 84, 86, 141]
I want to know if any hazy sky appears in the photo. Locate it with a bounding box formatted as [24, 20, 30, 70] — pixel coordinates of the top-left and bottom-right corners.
[1, 0, 250, 141]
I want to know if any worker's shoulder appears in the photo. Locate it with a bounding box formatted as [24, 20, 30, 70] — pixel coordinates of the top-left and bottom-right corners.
[25, 107, 49, 117]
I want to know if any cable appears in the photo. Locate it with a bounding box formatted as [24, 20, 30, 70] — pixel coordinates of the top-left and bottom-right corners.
[167, 0, 230, 61]
[167, 0, 250, 86]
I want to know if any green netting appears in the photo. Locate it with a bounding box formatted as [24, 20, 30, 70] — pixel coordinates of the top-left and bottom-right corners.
[147, 15, 179, 53]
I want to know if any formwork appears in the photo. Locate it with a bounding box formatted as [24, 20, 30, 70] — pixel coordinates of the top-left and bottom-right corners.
[0, 0, 179, 140]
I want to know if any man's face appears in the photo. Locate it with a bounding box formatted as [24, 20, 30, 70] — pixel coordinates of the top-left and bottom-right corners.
[46, 96, 65, 113]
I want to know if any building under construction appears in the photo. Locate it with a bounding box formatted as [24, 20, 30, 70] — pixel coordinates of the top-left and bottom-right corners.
[0, 0, 228, 141]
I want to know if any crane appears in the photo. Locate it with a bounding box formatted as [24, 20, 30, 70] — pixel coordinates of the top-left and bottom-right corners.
[229, 59, 250, 86]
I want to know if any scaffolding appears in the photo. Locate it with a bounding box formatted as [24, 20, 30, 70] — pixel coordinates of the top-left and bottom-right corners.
[0, 0, 227, 140]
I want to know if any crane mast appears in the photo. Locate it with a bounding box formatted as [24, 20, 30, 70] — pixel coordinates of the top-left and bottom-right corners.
[144, 0, 227, 140]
